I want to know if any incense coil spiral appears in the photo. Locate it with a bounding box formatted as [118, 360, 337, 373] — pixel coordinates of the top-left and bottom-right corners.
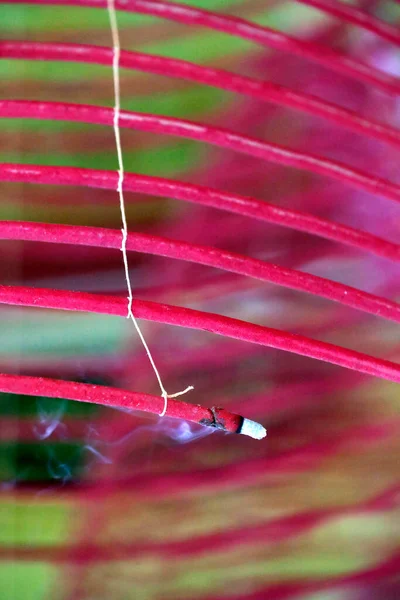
[0, 1, 399, 599]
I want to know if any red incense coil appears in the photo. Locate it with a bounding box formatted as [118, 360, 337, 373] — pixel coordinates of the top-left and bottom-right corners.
[0, 372, 268, 438]
[1, 3, 400, 595]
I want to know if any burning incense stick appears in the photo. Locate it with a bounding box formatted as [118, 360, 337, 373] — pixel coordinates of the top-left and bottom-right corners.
[0, 373, 267, 440]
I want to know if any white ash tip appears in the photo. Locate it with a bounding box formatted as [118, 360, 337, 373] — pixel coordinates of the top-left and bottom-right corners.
[240, 418, 267, 440]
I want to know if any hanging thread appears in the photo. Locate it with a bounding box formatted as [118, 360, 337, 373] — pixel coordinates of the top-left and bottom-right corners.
[106, 0, 193, 416]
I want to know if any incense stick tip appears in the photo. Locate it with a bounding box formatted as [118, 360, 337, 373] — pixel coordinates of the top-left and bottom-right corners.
[240, 418, 267, 440]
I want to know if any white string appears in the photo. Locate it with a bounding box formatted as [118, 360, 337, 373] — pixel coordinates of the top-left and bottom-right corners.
[107, 0, 193, 417]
